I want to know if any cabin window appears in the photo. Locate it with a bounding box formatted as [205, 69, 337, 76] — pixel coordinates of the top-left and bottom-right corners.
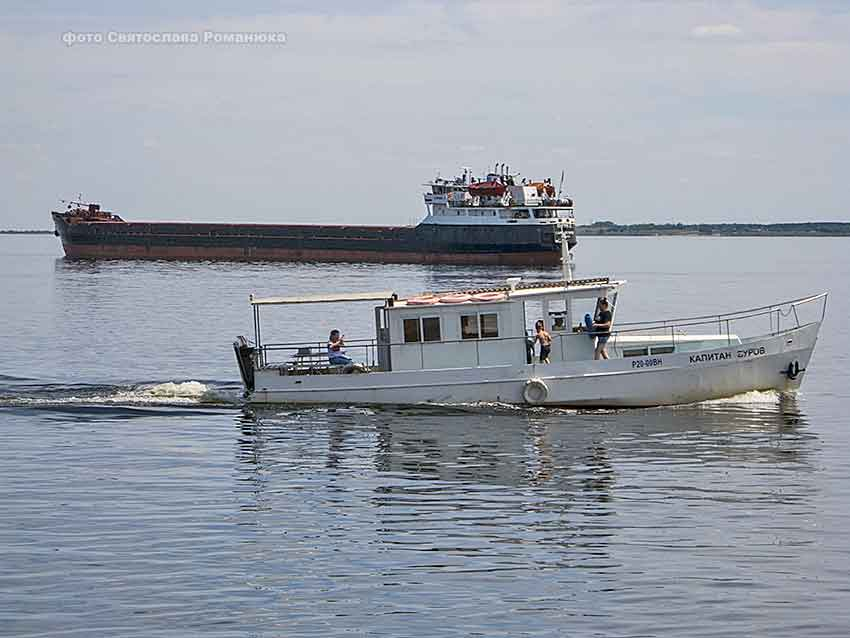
[404, 317, 441, 343]
[622, 347, 648, 358]
[650, 345, 675, 355]
[461, 315, 479, 340]
[403, 319, 421, 343]
[480, 313, 499, 338]
[461, 313, 499, 339]
[422, 317, 441, 342]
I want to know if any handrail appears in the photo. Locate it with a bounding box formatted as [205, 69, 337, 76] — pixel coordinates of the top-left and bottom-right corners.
[613, 308, 811, 336]
[259, 338, 380, 369]
[260, 338, 377, 349]
[615, 292, 828, 328]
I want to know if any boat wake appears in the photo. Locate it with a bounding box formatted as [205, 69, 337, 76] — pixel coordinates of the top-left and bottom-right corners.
[2, 381, 790, 414]
[0, 380, 242, 409]
[692, 389, 786, 407]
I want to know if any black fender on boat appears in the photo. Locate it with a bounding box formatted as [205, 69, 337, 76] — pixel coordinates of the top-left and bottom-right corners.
[783, 360, 804, 380]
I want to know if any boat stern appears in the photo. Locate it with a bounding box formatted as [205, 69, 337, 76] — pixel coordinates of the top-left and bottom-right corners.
[233, 336, 256, 396]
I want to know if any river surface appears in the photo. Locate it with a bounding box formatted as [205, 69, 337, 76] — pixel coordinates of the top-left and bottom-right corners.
[1, 235, 848, 637]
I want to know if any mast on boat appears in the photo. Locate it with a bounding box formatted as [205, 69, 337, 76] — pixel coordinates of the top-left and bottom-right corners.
[559, 227, 574, 282]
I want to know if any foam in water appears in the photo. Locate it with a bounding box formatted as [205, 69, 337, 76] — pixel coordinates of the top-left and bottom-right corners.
[144, 381, 213, 399]
[0, 381, 237, 407]
[114, 381, 236, 405]
[698, 389, 784, 405]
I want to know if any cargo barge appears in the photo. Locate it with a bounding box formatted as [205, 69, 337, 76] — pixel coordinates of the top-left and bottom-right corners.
[52, 165, 578, 265]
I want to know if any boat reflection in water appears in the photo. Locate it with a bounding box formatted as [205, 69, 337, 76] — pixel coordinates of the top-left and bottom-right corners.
[232, 395, 815, 575]
[235, 395, 812, 487]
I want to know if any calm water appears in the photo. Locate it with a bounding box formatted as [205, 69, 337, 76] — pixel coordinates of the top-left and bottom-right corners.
[1, 235, 849, 637]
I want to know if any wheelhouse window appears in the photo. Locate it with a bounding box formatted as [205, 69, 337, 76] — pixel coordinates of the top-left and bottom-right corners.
[404, 317, 441, 343]
[480, 313, 499, 338]
[422, 317, 441, 342]
[403, 318, 421, 343]
[461, 313, 499, 339]
[460, 315, 479, 340]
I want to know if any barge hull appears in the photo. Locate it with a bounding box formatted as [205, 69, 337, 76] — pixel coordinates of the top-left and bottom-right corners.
[61, 243, 561, 265]
[52, 214, 571, 266]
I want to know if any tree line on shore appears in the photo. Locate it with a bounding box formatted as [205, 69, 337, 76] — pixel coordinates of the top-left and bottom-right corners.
[0, 229, 53, 234]
[578, 221, 850, 236]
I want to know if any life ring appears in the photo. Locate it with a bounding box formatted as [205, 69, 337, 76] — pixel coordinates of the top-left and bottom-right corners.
[470, 292, 506, 303]
[523, 378, 548, 405]
[407, 296, 438, 306]
[439, 293, 471, 304]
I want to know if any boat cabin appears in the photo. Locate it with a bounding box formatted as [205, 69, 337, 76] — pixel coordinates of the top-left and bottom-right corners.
[382, 278, 622, 371]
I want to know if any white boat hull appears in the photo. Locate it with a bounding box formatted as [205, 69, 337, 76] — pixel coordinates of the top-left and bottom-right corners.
[246, 322, 821, 408]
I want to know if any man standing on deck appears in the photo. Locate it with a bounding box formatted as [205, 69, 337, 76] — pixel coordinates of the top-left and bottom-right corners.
[593, 298, 613, 360]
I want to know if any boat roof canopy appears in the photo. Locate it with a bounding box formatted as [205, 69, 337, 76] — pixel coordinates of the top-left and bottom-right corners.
[393, 277, 625, 307]
[251, 291, 396, 306]
[250, 278, 624, 308]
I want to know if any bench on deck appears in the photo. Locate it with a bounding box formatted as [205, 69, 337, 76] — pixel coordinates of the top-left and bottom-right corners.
[276, 346, 340, 374]
[261, 347, 371, 376]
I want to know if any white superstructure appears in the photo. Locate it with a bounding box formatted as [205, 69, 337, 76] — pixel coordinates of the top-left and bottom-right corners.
[421, 165, 577, 235]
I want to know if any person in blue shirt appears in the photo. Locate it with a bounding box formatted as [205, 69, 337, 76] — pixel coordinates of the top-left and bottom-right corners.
[593, 298, 613, 360]
[328, 329, 353, 365]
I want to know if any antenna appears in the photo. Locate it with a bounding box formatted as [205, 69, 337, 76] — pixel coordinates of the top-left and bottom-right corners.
[557, 170, 565, 199]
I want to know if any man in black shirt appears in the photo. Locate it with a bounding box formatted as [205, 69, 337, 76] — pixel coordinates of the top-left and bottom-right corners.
[593, 298, 613, 360]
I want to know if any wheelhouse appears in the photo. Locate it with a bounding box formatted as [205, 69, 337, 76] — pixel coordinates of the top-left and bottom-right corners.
[383, 278, 623, 371]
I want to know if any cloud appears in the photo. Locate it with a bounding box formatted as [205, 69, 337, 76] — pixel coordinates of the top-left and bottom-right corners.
[691, 23, 744, 38]
[1, 2, 849, 228]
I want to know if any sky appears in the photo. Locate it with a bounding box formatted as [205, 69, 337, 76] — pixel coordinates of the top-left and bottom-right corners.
[2, 0, 849, 228]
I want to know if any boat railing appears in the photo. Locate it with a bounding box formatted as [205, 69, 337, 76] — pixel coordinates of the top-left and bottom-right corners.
[442, 205, 574, 213]
[612, 291, 828, 346]
[257, 338, 379, 371]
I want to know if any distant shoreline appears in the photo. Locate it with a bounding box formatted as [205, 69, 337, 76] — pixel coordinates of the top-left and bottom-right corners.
[577, 222, 850, 237]
[0, 230, 54, 234]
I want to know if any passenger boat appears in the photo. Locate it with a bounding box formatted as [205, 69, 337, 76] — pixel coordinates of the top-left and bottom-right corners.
[51, 165, 577, 265]
[233, 242, 826, 407]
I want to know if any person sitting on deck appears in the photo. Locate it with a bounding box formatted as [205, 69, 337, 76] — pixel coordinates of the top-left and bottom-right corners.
[327, 329, 353, 366]
[593, 298, 613, 360]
